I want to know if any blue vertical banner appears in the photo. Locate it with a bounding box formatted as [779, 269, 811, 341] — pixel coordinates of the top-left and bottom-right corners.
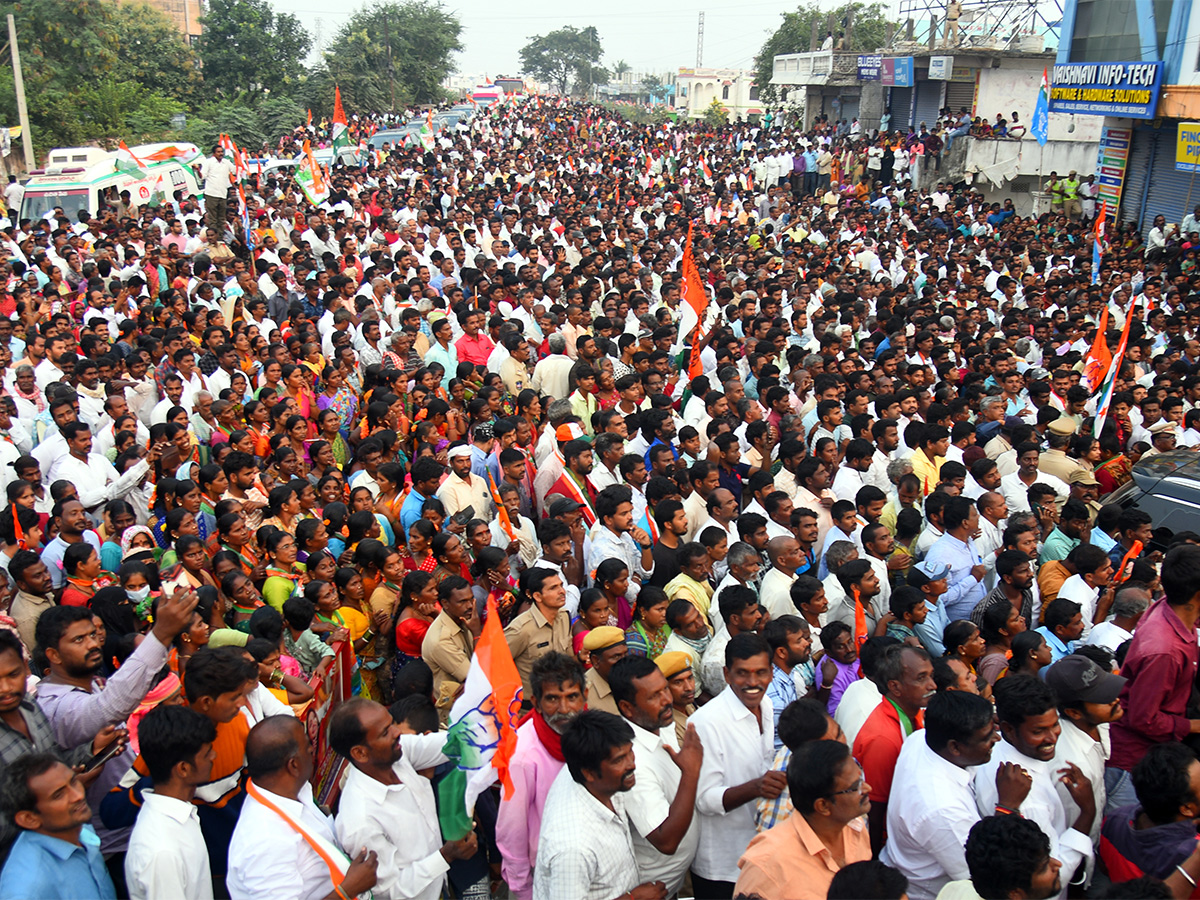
[1032, 67, 1050, 146]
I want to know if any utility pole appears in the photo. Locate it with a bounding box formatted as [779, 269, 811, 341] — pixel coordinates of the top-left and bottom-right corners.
[696, 11, 704, 68]
[7, 15, 32, 171]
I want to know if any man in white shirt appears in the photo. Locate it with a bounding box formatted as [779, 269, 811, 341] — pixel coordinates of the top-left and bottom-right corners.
[688, 632, 784, 896]
[228, 716, 379, 900]
[882, 690, 1031, 900]
[612, 656, 703, 895]
[330, 699, 477, 900]
[124, 705, 217, 900]
[200, 146, 237, 234]
[48, 422, 152, 518]
[973, 676, 1097, 899]
[532, 711, 663, 900]
[1045, 656, 1124, 843]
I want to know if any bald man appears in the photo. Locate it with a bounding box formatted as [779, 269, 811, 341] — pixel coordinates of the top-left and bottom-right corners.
[228, 717, 378, 900]
[759, 536, 803, 619]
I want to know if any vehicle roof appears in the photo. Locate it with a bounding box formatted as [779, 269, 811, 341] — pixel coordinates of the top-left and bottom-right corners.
[1131, 450, 1200, 490]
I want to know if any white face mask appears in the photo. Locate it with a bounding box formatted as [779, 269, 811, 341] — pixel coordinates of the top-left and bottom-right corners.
[126, 585, 151, 604]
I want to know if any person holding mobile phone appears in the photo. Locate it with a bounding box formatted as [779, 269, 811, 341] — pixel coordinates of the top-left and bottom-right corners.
[33, 588, 200, 859]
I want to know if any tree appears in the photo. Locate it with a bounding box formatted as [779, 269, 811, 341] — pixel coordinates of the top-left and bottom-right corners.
[519, 26, 603, 96]
[642, 74, 664, 101]
[753, 2, 888, 102]
[702, 98, 729, 128]
[258, 98, 307, 143]
[109, 2, 201, 104]
[319, 1, 463, 112]
[612, 59, 631, 81]
[199, 0, 311, 99]
[0, 0, 189, 152]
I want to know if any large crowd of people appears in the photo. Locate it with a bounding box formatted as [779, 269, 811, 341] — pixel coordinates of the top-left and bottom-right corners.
[0, 93, 1198, 900]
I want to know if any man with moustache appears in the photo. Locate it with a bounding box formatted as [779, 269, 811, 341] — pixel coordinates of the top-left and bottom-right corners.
[612, 655, 704, 896]
[853, 644, 936, 854]
[688, 633, 783, 898]
[733, 739, 872, 900]
[497, 654, 587, 900]
[532, 711, 666, 900]
[973, 676, 1097, 899]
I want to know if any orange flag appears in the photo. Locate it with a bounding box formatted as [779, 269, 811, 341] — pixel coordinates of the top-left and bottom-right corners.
[1081, 306, 1112, 390]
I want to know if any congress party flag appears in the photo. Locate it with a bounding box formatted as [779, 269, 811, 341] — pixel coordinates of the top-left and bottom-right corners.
[1093, 294, 1137, 438]
[115, 141, 148, 178]
[437, 597, 522, 840]
[331, 86, 350, 156]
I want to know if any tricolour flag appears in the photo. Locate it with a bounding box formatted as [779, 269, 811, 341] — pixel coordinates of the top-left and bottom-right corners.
[143, 145, 196, 164]
[331, 86, 350, 157]
[115, 141, 148, 178]
[1091, 201, 1107, 285]
[1093, 293, 1137, 438]
[700, 159, 713, 183]
[1032, 68, 1050, 147]
[295, 139, 329, 205]
[436, 597, 522, 840]
[219, 134, 250, 181]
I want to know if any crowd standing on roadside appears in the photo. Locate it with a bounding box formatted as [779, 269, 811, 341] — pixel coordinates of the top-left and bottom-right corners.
[1, 94, 1200, 900]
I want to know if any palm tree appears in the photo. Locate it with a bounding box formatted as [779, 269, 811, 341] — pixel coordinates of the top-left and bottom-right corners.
[612, 59, 631, 84]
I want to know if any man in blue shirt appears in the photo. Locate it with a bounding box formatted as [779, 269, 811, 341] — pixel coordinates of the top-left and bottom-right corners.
[0, 753, 116, 899]
[1036, 597, 1085, 664]
[399, 456, 447, 538]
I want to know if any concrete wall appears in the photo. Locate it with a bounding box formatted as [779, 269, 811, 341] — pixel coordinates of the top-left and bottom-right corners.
[975, 65, 1105, 143]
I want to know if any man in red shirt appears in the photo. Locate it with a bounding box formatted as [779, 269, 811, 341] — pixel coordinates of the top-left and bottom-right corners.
[454, 309, 495, 368]
[852, 643, 936, 854]
[1108, 544, 1200, 809]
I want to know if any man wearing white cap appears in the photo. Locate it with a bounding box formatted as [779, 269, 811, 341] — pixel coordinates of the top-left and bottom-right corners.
[437, 443, 493, 521]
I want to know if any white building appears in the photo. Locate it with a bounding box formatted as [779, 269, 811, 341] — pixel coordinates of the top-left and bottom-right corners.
[674, 68, 764, 123]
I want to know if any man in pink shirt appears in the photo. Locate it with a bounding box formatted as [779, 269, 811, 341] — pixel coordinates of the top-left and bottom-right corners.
[454, 309, 495, 368]
[495, 652, 586, 899]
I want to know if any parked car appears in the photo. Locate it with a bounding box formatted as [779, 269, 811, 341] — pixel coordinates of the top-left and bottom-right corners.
[1101, 450, 1200, 545]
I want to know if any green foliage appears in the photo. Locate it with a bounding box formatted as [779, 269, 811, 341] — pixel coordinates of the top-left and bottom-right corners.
[258, 98, 307, 143]
[320, 1, 463, 112]
[519, 26, 603, 95]
[642, 74, 664, 100]
[702, 98, 729, 127]
[108, 2, 201, 103]
[606, 103, 673, 126]
[753, 2, 888, 102]
[199, 0, 311, 99]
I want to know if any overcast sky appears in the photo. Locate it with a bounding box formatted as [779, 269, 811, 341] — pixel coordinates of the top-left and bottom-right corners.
[273, 0, 824, 82]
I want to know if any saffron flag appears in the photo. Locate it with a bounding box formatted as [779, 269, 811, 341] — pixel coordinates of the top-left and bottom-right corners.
[1093, 294, 1138, 438]
[115, 141, 148, 178]
[678, 222, 710, 378]
[331, 86, 350, 157]
[1081, 305, 1111, 391]
[1091, 201, 1107, 285]
[306, 108, 312, 127]
[486, 470, 515, 541]
[437, 597, 522, 840]
[1032, 68, 1050, 146]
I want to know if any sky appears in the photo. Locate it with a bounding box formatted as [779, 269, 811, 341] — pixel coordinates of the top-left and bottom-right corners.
[272, 0, 819, 82]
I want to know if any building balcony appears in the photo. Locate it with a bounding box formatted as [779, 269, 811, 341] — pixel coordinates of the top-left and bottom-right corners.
[913, 135, 1095, 189]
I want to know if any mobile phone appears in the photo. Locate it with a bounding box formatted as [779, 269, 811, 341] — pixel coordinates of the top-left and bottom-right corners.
[82, 736, 125, 773]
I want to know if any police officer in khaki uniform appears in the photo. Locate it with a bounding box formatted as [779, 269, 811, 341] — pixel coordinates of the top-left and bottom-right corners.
[421, 575, 476, 721]
[1039, 417, 1087, 483]
[504, 567, 572, 702]
[582, 627, 628, 715]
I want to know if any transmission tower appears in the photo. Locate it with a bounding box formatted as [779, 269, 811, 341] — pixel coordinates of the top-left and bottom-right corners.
[697, 11, 705, 68]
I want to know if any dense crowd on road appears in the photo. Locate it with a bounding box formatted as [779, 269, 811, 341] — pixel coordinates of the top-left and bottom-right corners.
[1, 94, 1200, 900]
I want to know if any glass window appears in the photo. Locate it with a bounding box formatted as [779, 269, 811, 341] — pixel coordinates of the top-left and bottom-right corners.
[749, 86, 760, 100]
[1069, 0, 1143, 63]
[722, 85, 730, 100]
